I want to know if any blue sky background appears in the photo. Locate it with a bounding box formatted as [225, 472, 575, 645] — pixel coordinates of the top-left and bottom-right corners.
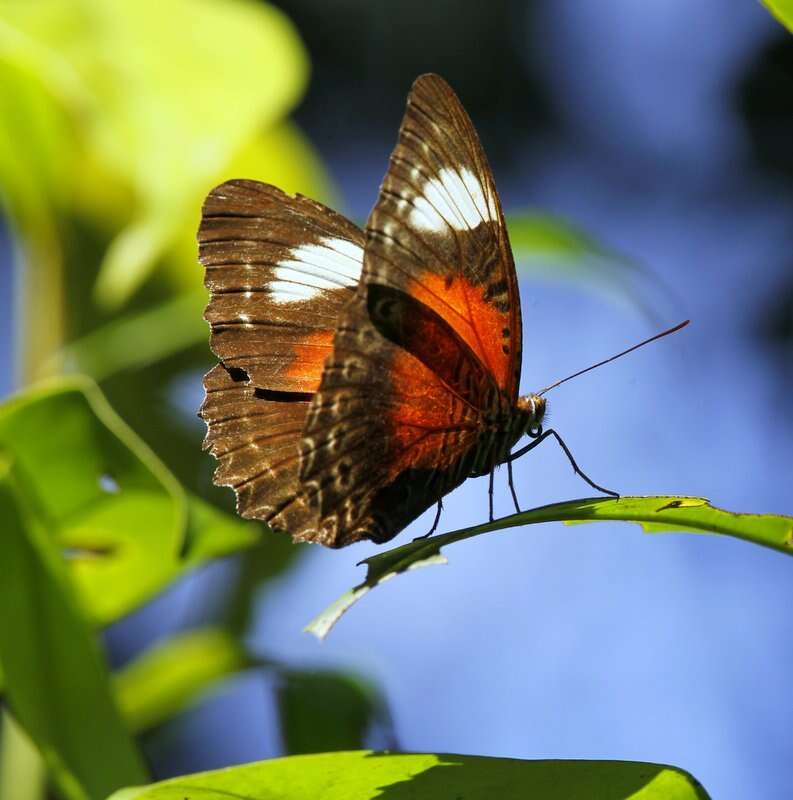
[3, 1, 793, 799]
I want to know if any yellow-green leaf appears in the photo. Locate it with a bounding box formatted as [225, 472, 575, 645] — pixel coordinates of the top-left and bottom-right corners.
[114, 629, 250, 735]
[107, 750, 710, 800]
[0, 458, 147, 800]
[0, 377, 257, 625]
[761, 1, 793, 32]
[0, 0, 311, 309]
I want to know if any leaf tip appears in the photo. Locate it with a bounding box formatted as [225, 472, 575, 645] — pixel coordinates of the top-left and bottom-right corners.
[304, 585, 371, 640]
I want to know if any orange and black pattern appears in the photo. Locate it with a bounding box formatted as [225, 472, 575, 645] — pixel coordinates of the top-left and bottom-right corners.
[200, 75, 540, 547]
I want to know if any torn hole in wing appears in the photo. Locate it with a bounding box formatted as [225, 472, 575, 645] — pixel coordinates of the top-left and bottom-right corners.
[226, 366, 249, 383]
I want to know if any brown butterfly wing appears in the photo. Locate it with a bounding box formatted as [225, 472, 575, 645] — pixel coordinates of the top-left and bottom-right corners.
[365, 73, 522, 400]
[299, 289, 495, 546]
[201, 364, 319, 537]
[299, 74, 520, 546]
[199, 180, 364, 539]
[200, 179, 364, 393]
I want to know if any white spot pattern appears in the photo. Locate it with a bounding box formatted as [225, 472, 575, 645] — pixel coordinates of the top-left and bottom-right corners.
[271, 238, 363, 304]
[410, 167, 494, 233]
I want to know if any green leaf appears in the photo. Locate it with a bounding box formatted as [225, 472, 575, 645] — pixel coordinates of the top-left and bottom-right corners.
[507, 213, 662, 318]
[509, 213, 618, 262]
[0, 0, 309, 309]
[0, 716, 46, 800]
[182, 494, 259, 567]
[0, 377, 257, 626]
[88, 0, 309, 308]
[54, 290, 207, 382]
[276, 671, 390, 755]
[114, 629, 250, 735]
[507, 213, 634, 282]
[307, 496, 793, 639]
[0, 375, 184, 623]
[761, 1, 793, 32]
[107, 750, 711, 800]
[0, 457, 148, 800]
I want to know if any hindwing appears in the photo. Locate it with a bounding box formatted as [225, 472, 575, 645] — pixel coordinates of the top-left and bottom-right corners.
[299, 290, 492, 546]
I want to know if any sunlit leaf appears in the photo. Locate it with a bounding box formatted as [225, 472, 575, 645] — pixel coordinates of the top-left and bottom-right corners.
[0, 718, 46, 800]
[114, 629, 250, 735]
[88, 0, 310, 308]
[55, 290, 207, 381]
[307, 496, 793, 639]
[761, 1, 793, 32]
[0, 0, 309, 309]
[276, 670, 390, 755]
[0, 377, 257, 625]
[159, 119, 339, 296]
[0, 376, 184, 621]
[107, 750, 711, 800]
[0, 458, 147, 800]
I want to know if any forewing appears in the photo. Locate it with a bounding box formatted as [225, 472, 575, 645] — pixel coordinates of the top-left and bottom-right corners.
[365, 73, 522, 400]
[199, 179, 365, 393]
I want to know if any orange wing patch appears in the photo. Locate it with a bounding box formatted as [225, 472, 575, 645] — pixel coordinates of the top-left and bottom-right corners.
[284, 330, 335, 393]
[386, 347, 478, 480]
[406, 272, 512, 393]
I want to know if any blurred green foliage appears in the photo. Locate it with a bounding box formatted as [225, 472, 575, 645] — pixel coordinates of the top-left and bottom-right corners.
[0, 378, 258, 629]
[114, 628, 251, 735]
[276, 670, 392, 756]
[0, 455, 147, 800]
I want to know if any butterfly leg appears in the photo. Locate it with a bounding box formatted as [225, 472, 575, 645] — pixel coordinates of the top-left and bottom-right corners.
[507, 458, 521, 514]
[508, 428, 619, 498]
[413, 498, 444, 540]
[488, 468, 495, 522]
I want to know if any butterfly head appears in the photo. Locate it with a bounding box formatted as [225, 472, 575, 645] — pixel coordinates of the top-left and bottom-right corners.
[515, 393, 546, 436]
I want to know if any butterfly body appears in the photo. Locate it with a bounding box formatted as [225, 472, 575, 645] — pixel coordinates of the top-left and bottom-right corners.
[469, 393, 546, 477]
[200, 74, 551, 547]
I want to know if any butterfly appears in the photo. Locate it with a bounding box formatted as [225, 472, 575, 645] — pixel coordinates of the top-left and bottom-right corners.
[199, 73, 618, 548]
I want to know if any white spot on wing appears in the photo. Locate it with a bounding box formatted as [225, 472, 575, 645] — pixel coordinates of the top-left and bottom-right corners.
[410, 167, 494, 233]
[271, 238, 363, 304]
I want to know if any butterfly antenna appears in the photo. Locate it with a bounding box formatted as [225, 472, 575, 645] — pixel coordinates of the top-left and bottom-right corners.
[538, 319, 690, 396]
